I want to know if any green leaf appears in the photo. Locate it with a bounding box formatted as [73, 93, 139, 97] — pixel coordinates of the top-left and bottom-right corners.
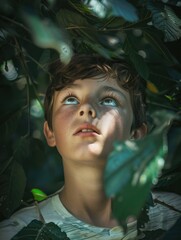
[108, 0, 138, 22]
[143, 28, 177, 65]
[123, 34, 149, 80]
[57, 9, 117, 56]
[56, 9, 91, 29]
[0, 108, 23, 144]
[82, 0, 138, 22]
[11, 219, 70, 240]
[0, 83, 27, 144]
[22, 10, 73, 64]
[104, 110, 176, 224]
[0, 161, 26, 218]
[56, 9, 99, 43]
[82, 38, 121, 59]
[0, 137, 32, 218]
[137, 192, 154, 229]
[0, 85, 27, 122]
[153, 124, 181, 195]
[147, 3, 181, 42]
[154, 171, 181, 194]
[31, 188, 47, 202]
[148, 65, 176, 94]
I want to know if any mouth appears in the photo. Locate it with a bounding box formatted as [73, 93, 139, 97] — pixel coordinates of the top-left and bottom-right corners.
[73, 123, 100, 136]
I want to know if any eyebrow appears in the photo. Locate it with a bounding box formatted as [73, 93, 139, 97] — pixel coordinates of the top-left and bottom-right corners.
[64, 83, 127, 101]
[100, 86, 127, 101]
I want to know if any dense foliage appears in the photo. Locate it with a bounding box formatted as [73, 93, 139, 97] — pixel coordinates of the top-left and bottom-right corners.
[0, 0, 181, 238]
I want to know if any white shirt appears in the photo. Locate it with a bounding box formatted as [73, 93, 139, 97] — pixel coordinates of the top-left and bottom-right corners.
[0, 191, 180, 240]
[0, 194, 137, 240]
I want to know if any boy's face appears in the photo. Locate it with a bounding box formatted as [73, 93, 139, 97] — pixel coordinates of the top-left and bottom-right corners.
[44, 77, 134, 164]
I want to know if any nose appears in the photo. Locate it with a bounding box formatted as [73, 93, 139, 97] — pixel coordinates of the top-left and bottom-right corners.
[79, 104, 96, 118]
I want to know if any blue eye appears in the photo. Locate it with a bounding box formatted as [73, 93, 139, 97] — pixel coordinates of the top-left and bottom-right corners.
[64, 96, 79, 105]
[100, 98, 117, 107]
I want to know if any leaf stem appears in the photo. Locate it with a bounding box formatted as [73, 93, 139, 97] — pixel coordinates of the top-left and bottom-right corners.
[35, 201, 46, 223]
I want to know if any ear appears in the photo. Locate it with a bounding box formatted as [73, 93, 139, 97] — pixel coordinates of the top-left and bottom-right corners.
[130, 123, 147, 140]
[43, 121, 56, 147]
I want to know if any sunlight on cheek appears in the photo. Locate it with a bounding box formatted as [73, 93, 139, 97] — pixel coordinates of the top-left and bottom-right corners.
[100, 109, 132, 141]
[101, 110, 123, 137]
[87, 111, 127, 157]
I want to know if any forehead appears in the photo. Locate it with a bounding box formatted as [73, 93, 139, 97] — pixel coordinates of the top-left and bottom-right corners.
[61, 77, 130, 100]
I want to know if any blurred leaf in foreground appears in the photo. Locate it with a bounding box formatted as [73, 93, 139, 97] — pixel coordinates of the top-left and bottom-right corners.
[104, 110, 176, 228]
[82, 0, 138, 22]
[22, 8, 73, 64]
[11, 219, 70, 240]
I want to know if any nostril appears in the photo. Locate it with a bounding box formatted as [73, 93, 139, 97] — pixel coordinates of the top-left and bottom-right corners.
[89, 110, 93, 115]
[80, 110, 84, 116]
[79, 107, 96, 117]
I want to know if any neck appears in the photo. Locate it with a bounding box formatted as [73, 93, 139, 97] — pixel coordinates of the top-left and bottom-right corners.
[59, 160, 118, 228]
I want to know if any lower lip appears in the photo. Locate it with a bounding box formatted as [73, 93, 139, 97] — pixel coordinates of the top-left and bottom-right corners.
[74, 132, 98, 137]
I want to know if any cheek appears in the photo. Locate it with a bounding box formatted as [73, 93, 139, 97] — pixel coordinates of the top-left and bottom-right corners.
[53, 107, 75, 127]
[52, 108, 75, 142]
[100, 109, 132, 140]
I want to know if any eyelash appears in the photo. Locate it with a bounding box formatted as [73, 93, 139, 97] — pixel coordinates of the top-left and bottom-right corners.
[62, 91, 121, 106]
[62, 92, 79, 102]
[101, 92, 120, 105]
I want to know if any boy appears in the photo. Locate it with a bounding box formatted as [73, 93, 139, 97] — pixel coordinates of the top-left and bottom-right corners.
[0, 54, 180, 239]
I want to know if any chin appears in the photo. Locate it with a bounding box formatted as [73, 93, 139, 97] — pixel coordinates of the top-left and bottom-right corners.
[75, 150, 107, 164]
